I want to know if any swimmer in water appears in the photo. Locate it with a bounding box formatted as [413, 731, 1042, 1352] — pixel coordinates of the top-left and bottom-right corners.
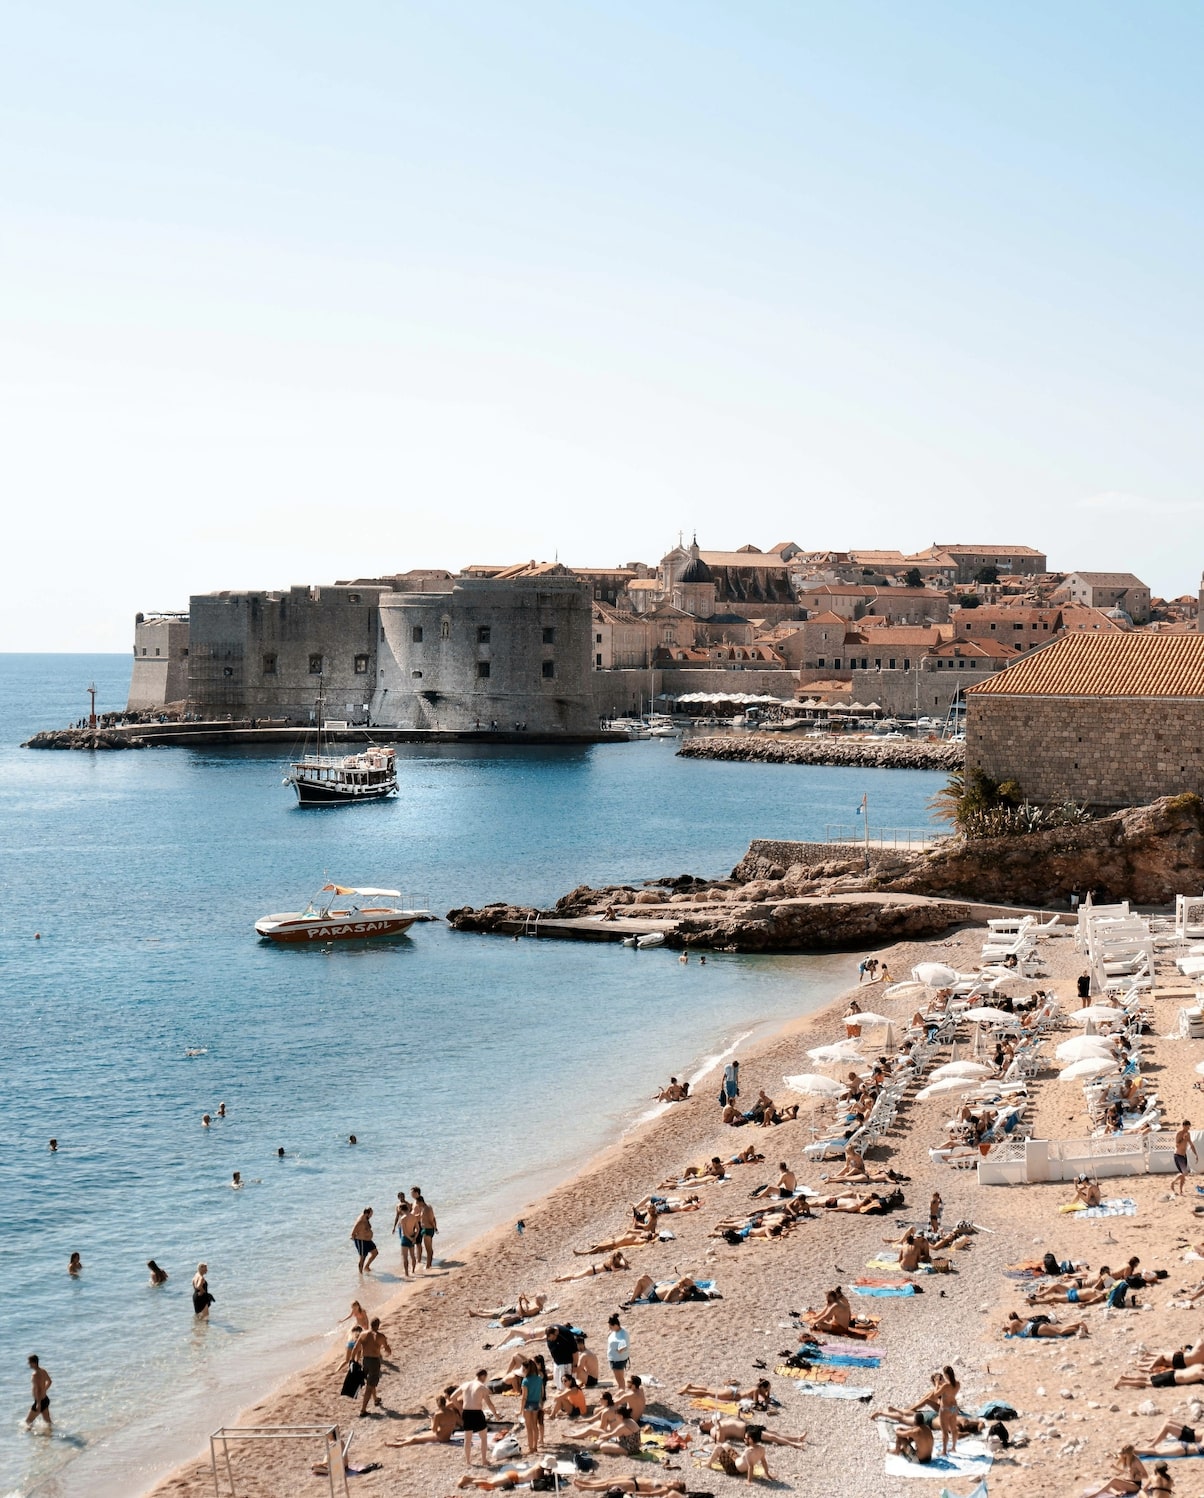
[202, 1114, 211, 1128]
[277, 1147, 285, 1158]
[147, 1260, 168, 1285]
[231, 1172, 242, 1189]
[349, 1134, 358, 1145]
[49, 1139, 57, 1152]
[68, 1253, 82, 1276]
[217, 1103, 226, 1118]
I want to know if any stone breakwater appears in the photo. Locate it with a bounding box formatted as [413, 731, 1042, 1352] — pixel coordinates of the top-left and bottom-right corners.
[23, 728, 147, 750]
[677, 734, 963, 770]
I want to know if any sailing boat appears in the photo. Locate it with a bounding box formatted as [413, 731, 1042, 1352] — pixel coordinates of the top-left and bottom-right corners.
[284, 687, 397, 806]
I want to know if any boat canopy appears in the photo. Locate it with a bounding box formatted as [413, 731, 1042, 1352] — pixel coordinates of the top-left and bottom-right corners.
[321, 884, 402, 898]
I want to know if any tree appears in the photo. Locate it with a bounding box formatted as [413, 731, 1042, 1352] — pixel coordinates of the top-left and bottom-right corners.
[974, 565, 999, 585]
[904, 567, 924, 589]
[957, 595, 981, 609]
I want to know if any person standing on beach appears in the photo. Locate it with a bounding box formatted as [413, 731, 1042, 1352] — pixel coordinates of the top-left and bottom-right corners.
[607, 1314, 630, 1392]
[720, 1060, 740, 1108]
[546, 1324, 578, 1391]
[25, 1356, 52, 1430]
[411, 1188, 438, 1269]
[352, 1316, 392, 1417]
[351, 1208, 378, 1272]
[458, 1369, 497, 1467]
[1173, 1122, 1200, 1197]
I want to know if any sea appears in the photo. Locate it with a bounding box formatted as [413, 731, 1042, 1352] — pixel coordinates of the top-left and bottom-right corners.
[0, 654, 945, 1497]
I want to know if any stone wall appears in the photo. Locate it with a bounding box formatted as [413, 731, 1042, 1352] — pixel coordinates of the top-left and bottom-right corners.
[372, 576, 595, 733]
[966, 695, 1204, 808]
[127, 616, 190, 710]
[188, 586, 384, 723]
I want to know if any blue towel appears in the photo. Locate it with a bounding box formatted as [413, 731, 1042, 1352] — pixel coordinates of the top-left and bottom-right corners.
[803, 1350, 882, 1367]
[639, 1413, 683, 1431]
[850, 1284, 917, 1298]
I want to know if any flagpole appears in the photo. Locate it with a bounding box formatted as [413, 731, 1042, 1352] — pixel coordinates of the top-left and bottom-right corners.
[862, 793, 870, 871]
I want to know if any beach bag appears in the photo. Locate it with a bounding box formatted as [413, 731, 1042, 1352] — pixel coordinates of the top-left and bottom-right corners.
[530, 1474, 555, 1492]
[979, 1401, 1018, 1420]
[987, 1421, 1011, 1448]
[574, 1451, 596, 1472]
[491, 1435, 521, 1462]
[339, 1362, 364, 1398]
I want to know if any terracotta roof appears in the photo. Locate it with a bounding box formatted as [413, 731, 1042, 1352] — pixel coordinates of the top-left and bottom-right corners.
[699, 550, 791, 569]
[627, 579, 661, 590]
[969, 632, 1204, 698]
[931, 543, 1046, 557]
[805, 611, 849, 626]
[1062, 571, 1148, 588]
[845, 626, 947, 647]
[931, 640, 1021, 660]
[592, 602, 643, 625]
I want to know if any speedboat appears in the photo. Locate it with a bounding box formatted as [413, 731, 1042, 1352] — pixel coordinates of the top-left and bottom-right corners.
[255, 885, 426, 943]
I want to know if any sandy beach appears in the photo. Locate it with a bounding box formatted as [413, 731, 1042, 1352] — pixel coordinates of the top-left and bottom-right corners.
[147, 918, 1204, 1498]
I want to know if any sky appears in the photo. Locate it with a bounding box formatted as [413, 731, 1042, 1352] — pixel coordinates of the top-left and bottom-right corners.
[3, 1, 1204, 650]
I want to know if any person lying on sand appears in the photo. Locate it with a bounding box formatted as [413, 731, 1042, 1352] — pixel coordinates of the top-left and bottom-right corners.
[750, 1164, 797, 1198]
[1025, 1281, 1110, 1306]
[468, 1293, 548, 1323]
[810, 1191, 895, 1214]
[626, 1273, 709, 1304]
[1136, 1343, 1204, 1377]
[457, 1463, 555, 1492]
[573, 1228, 656, 1255]
[1003, 1312, 1088, 1339]
[1135, 1419, 1204, 1456]
[1079, 1444, 1146, 1497]
[868, 1410, 934, 1464]
[678, 1378, 771, 1408]
[730, 1145, 765, 1165]
[1116, 1363, 1204, 1389]
[706, 1429, 773, 1481]
[386, 1394, 461, 1445]
[870, 1403, 985, 1439]
[676, 1156, 726, 1184]
[572, 1480, 687, 1495]
[554, 1251, 629, 1282]
[633, 1194, 702, 1219]
[697, 1415, 807, 1449]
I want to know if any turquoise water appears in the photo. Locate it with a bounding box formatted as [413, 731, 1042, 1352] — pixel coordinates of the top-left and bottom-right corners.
[0, 655, 944, 1497]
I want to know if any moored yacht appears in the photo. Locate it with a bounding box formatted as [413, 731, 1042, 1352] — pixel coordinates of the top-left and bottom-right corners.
[255, 885, 426, 942]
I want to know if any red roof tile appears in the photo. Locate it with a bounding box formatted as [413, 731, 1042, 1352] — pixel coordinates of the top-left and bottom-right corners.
[969, 632, 1204, 698]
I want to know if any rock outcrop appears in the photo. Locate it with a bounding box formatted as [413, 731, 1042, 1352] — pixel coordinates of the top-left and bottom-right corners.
[678, 735, 963, 771]
[23, 728, 147, 750]
[671, 896, 972, 952]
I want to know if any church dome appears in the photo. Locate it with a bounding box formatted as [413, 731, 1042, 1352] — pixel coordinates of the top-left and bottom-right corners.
[679, 557, 713, 584]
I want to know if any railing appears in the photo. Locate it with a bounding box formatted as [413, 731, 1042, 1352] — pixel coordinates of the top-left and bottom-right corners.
[824, 825, 942, 850]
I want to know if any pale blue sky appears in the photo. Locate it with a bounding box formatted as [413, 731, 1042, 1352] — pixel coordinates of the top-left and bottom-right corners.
[3, 1, 1203, 648]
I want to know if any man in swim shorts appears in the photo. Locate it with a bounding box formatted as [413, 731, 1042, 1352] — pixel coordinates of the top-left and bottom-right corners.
[394, 1193, 419, 1277]
[350, 1207, 378, 1273]
[25, 1356, 51, 1429]
[457, 1369, 497, 1468]
[353, 1317, 392, 1417]
[1172, 1120, 1199, 1196]
[412, 1187, 438, 1269]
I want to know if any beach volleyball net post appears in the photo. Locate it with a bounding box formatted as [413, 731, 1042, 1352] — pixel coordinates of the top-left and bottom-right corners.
[209, 1425, 350, 1497]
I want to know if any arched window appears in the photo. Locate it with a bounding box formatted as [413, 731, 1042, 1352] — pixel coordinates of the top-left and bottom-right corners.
[440, 617, 450, 640]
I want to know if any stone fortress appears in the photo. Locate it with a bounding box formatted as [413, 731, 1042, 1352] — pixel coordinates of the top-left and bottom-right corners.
[125, 541, 1199, 753]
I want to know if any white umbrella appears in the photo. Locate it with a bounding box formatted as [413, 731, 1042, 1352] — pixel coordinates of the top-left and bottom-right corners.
[913, 963, 958, 987]
[884, 981, 926, 999]
[1056, 1036, 1117, 1063]
[783, 1073, 845, 1098]
[931, 1060, 993, 1080]
[1067, 1006, 1125, 1026]
[1194, 1059, 1204, 1076]
[807, 1041, 864, 1064]
[961, 1006, 1014, 1025]
[915, 1077, 986, 1101]
[1058, 1057, 1119, 1082]
[848, 1011, 892, 1027]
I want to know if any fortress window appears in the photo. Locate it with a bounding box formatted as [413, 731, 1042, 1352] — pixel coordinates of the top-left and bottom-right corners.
[440, 619, 450, 640]
[412, 626, 424, 643]
[596, 654, 602, 667]
[262, 654, 277, 675]
[596, 633, 602, 644]
[477, 626, 491, 644]
[542, 660, 555, 679]
[354, 655, 369, 674]
[309, 654, 324, 675]
[182, 648, 188, 657]
[155, 647, 161, 656]
[141, 647, 148, 656]
[542, 627, 556, 645]
[477, 661, 491, 678]
[348, 593, 361, 604]
[411, 670, 423, 679]
[223, 666, 234, 677]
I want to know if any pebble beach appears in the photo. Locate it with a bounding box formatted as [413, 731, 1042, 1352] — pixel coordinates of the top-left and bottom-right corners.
[141, 914, 1204, 1498]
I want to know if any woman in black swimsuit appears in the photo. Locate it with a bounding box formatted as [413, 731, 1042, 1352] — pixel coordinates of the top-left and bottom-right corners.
[192, 1263, 215, 1317]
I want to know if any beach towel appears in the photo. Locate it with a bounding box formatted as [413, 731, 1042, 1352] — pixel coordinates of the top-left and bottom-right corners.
[1076, 1198, 1137, 1219]
[628, 1278, 717, 1305]
[774, 1363, 856, 1384]
[808, 1332, 883, 1354]
[789, 1346, 882, 1368]
[940, 1484, 987, 1498]
[1004, 1262, 1047, 1278]
[793, 1380, 874, 1400]
[638, 1413, 684, 1432]
[851, 1282, 917, 1297]
[884, 1438, 992, 1479]
[866, 1258, 905, 1272]
[689, 1397, 740, 1415]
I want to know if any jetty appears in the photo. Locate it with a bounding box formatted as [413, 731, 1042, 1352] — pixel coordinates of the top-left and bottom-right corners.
[24, 720, 627, 750]
[677, 733, 963, 770]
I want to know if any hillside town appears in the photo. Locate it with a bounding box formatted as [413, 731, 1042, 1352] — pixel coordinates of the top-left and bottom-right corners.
[127, 537, 1195, 735]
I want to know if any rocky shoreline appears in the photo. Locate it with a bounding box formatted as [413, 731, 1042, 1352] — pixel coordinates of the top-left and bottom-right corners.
[23, 727, 148, 750]
[677, 732, 964, 769]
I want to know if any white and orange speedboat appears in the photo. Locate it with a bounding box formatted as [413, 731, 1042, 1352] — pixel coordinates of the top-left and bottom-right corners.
[255, 884, 426, 943]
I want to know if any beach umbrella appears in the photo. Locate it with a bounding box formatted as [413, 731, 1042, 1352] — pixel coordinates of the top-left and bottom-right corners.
[1067, 1006, 1125, 1026]
[848, 1011, 892, 1028]
[1194, 1059, 1204, 1076]
[807, 1041, 864, 1064]
[1057, 1057, 1118, 1082]
[913, 962, 958, 987]
[915, 1077, 985, 1101]
[961, 1007, 1014, 1025]
[782, 1073, 845, 1098]
[931, 1061, 992, 1080]
[884, 981, 926, 999]
[1056, 1036, 1117, 1063]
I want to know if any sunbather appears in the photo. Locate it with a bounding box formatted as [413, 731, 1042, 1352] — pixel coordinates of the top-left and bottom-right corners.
[678, 1377, 772, 1408]
[573, 1228, 655, 1255]
[1025, 1282, 1110, 1305]
[698, 1415, 807, 1448]
[554, 1251, 629, 1282]
[567, 1392, 623, 1440]
[1079, 1444, 1146, 1496]
[468, 1293, 548, 1323]
[627, 1273, 708, 1304]
[457, 1464, 554, 1492]
[592, 1411, 642, 1458]
[707, 1429, 772, 1481]
[1003, 1311, 1088, 1338]
[810, 1191, 894, 1214]
[571, 1480, 686, 1495]
[869, 1410, 933, 1464]
[1068, 1176, 1102, 1209]
[386, 1395, 461, 1445]
[885, 1229, 931, 1272]
[1134, 1419, 1204, 1456]
[751, 1163, 797, 1198]
[1115, 1363, 1204, 1389]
